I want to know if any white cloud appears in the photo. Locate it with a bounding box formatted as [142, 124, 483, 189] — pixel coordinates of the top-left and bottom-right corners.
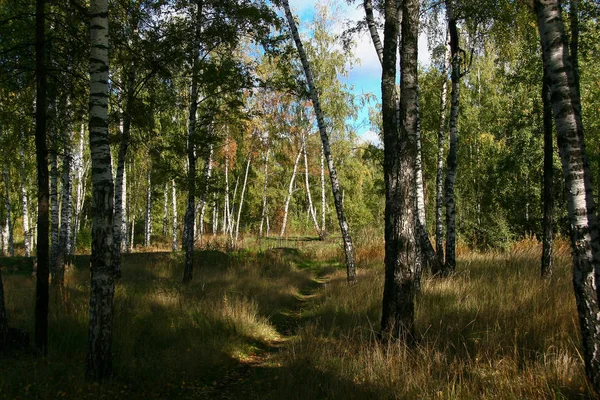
[358, 130, 382, 147]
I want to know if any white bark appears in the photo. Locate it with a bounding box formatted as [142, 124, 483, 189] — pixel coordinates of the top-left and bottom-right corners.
[163, 182, 168, 237]
[435, 35, 450, 267]
[282, 0, 356, 281]
[86, 0, 115, 380]
[71, 123, 85, 254]
[303, 135, 322, 239]
[196, 144, 213, 245]
[280, 144, 303, 237]
[144, 167, 151, 247]
[222, 132, 230, 234]
[320, 147, 325, 234]
[2, 168, 13, 257]
[172, 179, 177, 251]
[20, 131, 31, 257]
[56, 124, 74, 282]
[235, 153, 251, 242]
[259, 149, 270, 237]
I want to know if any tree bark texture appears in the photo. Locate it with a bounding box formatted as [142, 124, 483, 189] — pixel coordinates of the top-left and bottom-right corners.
[3, 169, 13, 257]
[282, 0, 357, 282]
[86, 0, 116, 380]
[435, 34, 450, 270]
[56, 125, 74, 285]
[34, 0, 49, 354]
[535, 0, 600, 392]
[182, 0, 202, 284]
[71, 124, 85, 254]
[144, 168, 152, 247]
[380, 0, 418, 341]
[49, 126, 59, 277]
[443, 0, 460, 275]
[172, 179, 177, 251]
[20, 131, 31, 257]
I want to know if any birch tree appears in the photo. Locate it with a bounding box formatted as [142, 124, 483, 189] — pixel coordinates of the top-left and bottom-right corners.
[443, 0, 462, 275]
[282, 0, 357, 282]
[19, 131, 31, 257]
[379, 0, 419, 340]
[86, 0, 116, 380]
[2, 168, 13, 257]
[535, 0, 600, 392]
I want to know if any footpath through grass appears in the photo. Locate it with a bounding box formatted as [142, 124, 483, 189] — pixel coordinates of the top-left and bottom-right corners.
[0, 235, 596, 399]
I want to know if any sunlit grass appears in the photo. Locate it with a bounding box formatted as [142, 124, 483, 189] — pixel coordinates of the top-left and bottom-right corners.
[0, 234, 593, 399]
[265, 237, 592, 399]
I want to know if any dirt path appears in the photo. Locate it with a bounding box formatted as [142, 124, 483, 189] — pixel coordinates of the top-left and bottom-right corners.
[196, 257, 331, 399]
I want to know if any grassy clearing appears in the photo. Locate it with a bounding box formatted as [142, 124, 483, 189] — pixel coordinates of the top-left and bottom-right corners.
[0, 242, 319, 399]
[0, 234, 594, 399]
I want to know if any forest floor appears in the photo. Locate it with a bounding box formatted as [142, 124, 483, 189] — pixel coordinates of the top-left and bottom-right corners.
[0, 234, 596, 399]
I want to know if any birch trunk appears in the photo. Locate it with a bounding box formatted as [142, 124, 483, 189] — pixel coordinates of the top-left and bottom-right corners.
[212, 194, 218, 236]
[196, 144, 213, 245]
[235, 153, 251, 242]
[2, 169, 13, 257]
[182, 0, 202, 284]
[20, 131, 31, 257]
[55, 125, 73, 285]
[171, 179, 177, 251]
[320, 147, 326, 235]
[380, 0, 418, 341]
[259, 149, 270, 237]
[86, 0, 115, 380]
[280, 144, 303, 238]
[443, 0, 460, 275]
[144, 168, 151, 247]
[34, 0, 49, 353]
[415, 101, 440, 276]
[541, 64, 554, 278]
[303, 136, 323, 239]
[163, 182, 168, 237]
[222, 132, 230, 234]
[49, 127, 59, 276]
[228, 173, 240, 237]
[113, 65, 135, 277]
[535, 0, 600, 392]
[282, 0, 357, 282]
[71, 123, 85, 254]
[435, 35, 450, 270]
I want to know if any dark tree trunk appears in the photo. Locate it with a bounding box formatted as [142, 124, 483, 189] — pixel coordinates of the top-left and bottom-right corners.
[182, 0, 202, 284]
[380, 0, 418, 341]
[535, 0, 600, 392]
[34, 0, 50, 355]
[443, 0, 460, 275]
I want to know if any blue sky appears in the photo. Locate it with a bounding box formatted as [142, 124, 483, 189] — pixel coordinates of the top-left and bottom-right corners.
[287, 0, 432, 145]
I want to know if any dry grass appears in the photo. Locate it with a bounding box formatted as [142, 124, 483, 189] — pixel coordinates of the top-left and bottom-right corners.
[261, 237, 593, 399]
[0, 235, 593, 399]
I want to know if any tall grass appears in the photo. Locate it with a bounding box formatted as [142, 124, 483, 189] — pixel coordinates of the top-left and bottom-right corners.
[0, 235, 592, 399]
[265, 237, 592, 399]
